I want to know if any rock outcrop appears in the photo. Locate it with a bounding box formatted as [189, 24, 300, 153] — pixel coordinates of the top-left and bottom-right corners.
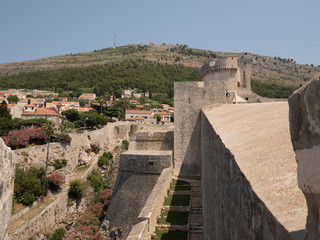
[0, 138, 15, 240]
[289, 74, 320, 240]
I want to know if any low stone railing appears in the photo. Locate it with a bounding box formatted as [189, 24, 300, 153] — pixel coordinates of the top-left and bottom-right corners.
[127, 168, 172, 240]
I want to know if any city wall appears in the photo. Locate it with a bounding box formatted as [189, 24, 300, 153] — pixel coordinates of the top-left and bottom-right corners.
[14, 122, 131, 173]
[106, 150, 172, 239]
[10, 158, 99, 240]
[200, 111, 294, 240]
[174, 81, 225, 176]
[128, 131, 173, 151]
[0, 139, 15, 240]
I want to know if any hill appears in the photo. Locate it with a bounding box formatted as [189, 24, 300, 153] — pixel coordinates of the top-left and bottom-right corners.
[0, 44, 319, 98]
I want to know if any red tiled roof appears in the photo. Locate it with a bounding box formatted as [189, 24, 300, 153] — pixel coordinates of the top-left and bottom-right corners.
[24, 104, 36, 107]
[22, 108, 60, 116]
[125, 110, 151, 114]
[157, 112, 171, 115]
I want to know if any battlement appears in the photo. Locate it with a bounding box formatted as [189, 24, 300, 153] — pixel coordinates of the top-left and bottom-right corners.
[201, 56, 238, 76]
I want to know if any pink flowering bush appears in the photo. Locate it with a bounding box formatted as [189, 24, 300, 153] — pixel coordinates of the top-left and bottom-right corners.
[56, 133, 72, 144]
[2, 127, 48, 149]
[100, 188, 113, 204]
[62, 225, 106, 240]
[77, 202, 104, 227]
[48, 172, 65, 190]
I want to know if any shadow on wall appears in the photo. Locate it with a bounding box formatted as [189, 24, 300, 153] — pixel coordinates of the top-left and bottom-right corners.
[290, 229, 306, 240]
[178, 113, 201, 177]
[160, 131, 174, 151]
[106, 171, 160, 239]
[200, 111, 293, 239]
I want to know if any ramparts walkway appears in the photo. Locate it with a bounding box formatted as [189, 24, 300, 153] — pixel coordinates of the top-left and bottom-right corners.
[203, 102, 307, 237]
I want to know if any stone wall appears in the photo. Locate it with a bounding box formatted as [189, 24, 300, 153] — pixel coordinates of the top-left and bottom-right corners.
[127, 168, 172, 240]
[0, 138, 15, 240]
[14, 122, 130, 174]
[128, 131, 173, 151]
[10, 159, 98, 240]
[174, 81, 225, 176]
[106, 150, 172, 239]
[288, 74, 320, 239]
[200, 111, 294, 240]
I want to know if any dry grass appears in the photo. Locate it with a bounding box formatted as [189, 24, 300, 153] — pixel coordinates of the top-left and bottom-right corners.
[9, 196, 54, 236]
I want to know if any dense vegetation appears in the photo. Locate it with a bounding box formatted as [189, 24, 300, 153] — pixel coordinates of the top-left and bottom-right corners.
[251, 79, 299, 98]
[0, 60, 200, 100]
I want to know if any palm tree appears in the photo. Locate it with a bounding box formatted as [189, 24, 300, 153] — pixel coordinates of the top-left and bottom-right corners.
[41, 120, 55, 202]
[98, 96, 105, 114]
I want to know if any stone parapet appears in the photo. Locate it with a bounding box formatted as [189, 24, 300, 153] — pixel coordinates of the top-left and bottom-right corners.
[289, 74, 320, 239]
[0, 139, 15, 240]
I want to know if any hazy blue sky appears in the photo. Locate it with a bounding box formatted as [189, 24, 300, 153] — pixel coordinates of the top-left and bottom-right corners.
[1, 0, 319, 65]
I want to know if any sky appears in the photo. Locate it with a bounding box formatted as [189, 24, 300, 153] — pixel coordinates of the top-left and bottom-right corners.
[1, 0, 320, 65]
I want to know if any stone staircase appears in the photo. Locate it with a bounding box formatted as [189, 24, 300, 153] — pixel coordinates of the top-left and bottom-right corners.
[152, 178, 203, 240]
[188, 180, 203, 240]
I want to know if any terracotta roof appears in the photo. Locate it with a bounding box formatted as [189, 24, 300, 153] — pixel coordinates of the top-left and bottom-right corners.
[22, 108, 60, 116]
[24, 104, 36, 107]
[125, 110, 151, 114]
[157, 112, 171, 115]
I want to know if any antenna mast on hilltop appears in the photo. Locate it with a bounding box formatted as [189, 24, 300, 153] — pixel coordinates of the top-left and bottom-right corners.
[113, 32, 116, 49]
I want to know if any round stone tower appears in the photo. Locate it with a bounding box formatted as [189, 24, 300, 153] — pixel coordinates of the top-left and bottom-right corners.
[201, 56, 251, 92]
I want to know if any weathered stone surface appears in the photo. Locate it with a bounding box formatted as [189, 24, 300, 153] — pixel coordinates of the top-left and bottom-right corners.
[288, 74, 320, 239]
[106, 150, 172, 239]
[128, 131, 173, 151]
[174, 81, 225, 176]
[0, 138, 15, 240]
[119, 150, 172, 173]
[202, 102, 306, 239]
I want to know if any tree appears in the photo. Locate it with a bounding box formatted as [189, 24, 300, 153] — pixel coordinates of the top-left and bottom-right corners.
[170, 113, 174, 122]
[6, 95, 19, 103]
[98, 96, 105, 114]
[41, 120, 55, 202]
[154, 114, 161, 123]
[78, 99, 87, 107]
[0, 100, 11, 119]
[103, 105, 120, 119]
[62, 109, 80, 122]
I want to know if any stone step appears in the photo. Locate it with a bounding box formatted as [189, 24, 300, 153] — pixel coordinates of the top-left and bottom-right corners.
[161, 206, 190, 212]
[189, 225, 203, 231]
[156, 224, 189, 231]
[190, 210, 202, 214]
[169, 190, 191, 195]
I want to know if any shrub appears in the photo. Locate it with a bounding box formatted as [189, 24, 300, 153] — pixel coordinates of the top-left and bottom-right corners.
[63, 121, 75, 133]
[2, 127, 48, 149]
[77, 202, 104, 227]
[98, 151, 113, 167]
[14, 166, 47, 205]
[121, 140, 129, 150]
[53, 159, 68, 169]
[87, 169, 103, 192]
[21, 192, 35, 206]
[48, 227, 67, 240]
[100, 188, 113, 204]
[98, 156, 109, 167]
[62, 225, 105, 240]
[56, 133, 72, 144]
[48, 172, 66, 190]
[68, 179, 85, 199]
